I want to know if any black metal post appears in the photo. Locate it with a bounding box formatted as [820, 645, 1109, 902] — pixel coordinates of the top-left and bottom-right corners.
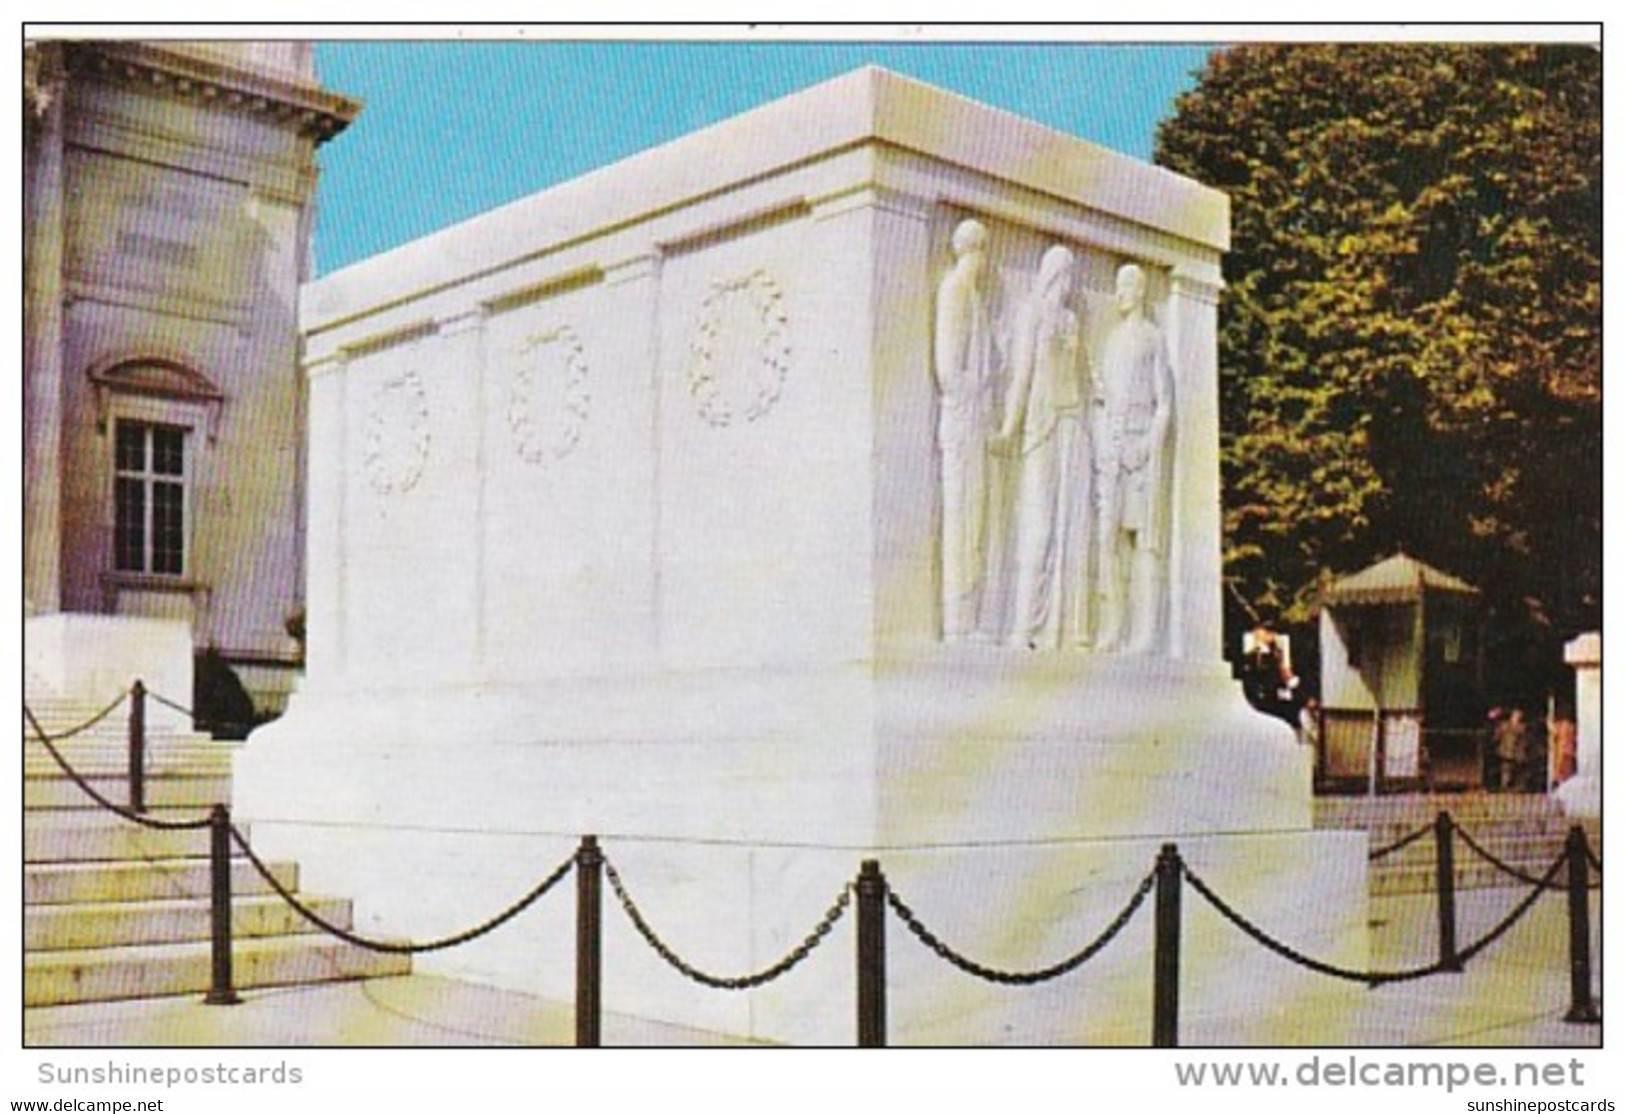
[127, 680, 146, 814]
[575, 835, 603, 1047]
[855, 859, 888, 1048]
[1374, 713, 1387, 796]
[1152, 842, 1182, 1048]
[1564, 825, 1600, 1024]
[202, 804, 240, 1005]
[1434, 811, 1462, 971]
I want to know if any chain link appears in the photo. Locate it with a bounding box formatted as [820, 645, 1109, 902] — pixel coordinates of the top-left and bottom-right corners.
[23, 705, 212, 831]
[229, 825, 576, 954]
[886, 869, 1155, 985]
[602, 856, 850, 990]
[145, 689, 196, 719]
[1451, 820, 1570, 890]
[1367, 819, 1433, 862]
[1454, 847, 1570, 965]
[21, 693, 128, 744]
[1180, 861, 1445, 986]
[1585, 844, 1602, 874]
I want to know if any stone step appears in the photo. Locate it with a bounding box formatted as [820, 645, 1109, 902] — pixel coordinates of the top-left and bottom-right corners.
[25, 773, 231, 811]
[1358, 817, 1587, 846]
[1372, 854, 1585, 897]
[22, 696, 134, 719]
[25, 935, 411, 1007]
[24, 812, 218, 863]
[26, 745, 234, 772]
[25, 893, 349, 952]
[1367, 825, 1581, 855]
[1314, 792, 1598, 900]
[23, 712, 206, 742]
[22, 724, 413, 1009]
[24, 730, 229, 752]
[25, 754, 234, 780]
[1315, 793, 1564, 826]
[1370, 831, 1575, 867]
[25, 857, 297, 907]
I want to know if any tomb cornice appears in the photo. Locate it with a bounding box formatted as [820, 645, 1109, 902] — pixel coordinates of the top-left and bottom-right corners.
[303, 67, 1226, 334]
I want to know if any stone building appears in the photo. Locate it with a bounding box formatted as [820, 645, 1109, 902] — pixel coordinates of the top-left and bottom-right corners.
[24, 41, 358, 719]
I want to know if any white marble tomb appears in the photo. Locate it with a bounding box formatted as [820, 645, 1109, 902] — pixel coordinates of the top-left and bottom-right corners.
[238, 68, 1368, 1044]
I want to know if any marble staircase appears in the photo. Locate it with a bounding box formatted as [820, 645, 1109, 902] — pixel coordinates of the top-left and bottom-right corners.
[1315, 791, 1601, 897]
[24, 698, 409, 1008]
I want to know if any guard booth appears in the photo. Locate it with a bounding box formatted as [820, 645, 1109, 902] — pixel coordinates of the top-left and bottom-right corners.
[1317, 554, 1484, 792]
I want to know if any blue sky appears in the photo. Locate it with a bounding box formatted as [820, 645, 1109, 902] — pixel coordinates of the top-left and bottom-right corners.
[310, 40, 1217, 274]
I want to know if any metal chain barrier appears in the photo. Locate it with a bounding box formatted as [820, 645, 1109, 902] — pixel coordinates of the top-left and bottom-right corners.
[145, 689, 196, 719]
[602, 855, 851, 990]
[1451, 819, 1573, 890]
[885, 870, 1156, 985]
[1454, 846, 1570, 965]
[1586, 845, 1602, 874]
[228, 825, 576, 955]
[1367, 819, 1433, 862]
[1180, 862, 1446, 985]
[23, 705, 211, 832]
[22, 694, 128, 743]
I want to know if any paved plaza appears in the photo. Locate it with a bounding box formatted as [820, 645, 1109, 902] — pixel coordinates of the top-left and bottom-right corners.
[24, 884, 1601, 1048]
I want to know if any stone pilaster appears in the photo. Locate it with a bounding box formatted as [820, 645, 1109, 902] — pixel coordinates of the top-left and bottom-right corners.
[440, 308, 490, 670]
[604, 251, 665, 651]
[813, 186, 937, 654]
[24, 46, 67, 617]
[1165, 263, 1226, 663]
[1556, 632, 1600, 818]
[301, 353, 348, 687]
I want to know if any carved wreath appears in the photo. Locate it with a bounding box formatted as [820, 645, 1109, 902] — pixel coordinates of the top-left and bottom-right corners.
[508, 324, 591, 464]
[362, 370, 431, 495]
[686, 270, 792, 427]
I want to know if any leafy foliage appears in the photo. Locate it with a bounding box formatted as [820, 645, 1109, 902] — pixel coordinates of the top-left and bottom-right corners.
[1155, 44, 1600, 643]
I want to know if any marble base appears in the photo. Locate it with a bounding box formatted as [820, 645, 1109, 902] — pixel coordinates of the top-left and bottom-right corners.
[235, 820, 1366, 1046]
[1554, 775, 1600, 820]
[25, 613, 194, 731]
[236, 657, 1364, 1044]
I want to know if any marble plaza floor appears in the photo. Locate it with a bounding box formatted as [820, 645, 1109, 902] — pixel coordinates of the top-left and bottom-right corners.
[23, 886, 1601, 1048]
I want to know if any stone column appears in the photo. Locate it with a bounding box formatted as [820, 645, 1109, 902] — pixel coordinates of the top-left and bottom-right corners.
[1555, 631, 1600, 818]
[1164, 263, 1226, 664]
[24, 47, 67, 617]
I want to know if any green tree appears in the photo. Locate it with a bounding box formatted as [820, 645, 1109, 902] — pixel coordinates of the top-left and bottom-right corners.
[1155, 44, 1600, 645]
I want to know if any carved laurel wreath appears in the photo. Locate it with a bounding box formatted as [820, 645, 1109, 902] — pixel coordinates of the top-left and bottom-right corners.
[362, 370, 431, 496]
[508, 324, 591, 464]
[686, 270, 792, 427]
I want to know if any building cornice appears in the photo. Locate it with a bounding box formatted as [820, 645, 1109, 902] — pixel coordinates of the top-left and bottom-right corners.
[59, 40, 359, 144]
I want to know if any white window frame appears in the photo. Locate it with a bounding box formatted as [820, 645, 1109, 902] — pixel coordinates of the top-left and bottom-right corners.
[112, 418, 190, 577]
[103, 393, 209, 585]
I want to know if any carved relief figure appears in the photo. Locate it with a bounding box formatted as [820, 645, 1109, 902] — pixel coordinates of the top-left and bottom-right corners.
[991, 244, 1087, 649]
[1092, 263, 1174, 654]
[932, 219, 996, 641]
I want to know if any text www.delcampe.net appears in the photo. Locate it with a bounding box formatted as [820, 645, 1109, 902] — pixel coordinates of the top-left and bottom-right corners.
[1175, 1055, 1609, 1096]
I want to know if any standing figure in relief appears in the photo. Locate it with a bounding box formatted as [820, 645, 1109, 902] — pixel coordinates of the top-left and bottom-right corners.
[991, 244, 1086, 649]
[933, 219, 996, 642]
[1092, 263, 1174, 654]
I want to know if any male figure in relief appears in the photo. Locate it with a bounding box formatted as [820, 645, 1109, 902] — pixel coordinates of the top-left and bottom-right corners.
[1092, 263, 1174, 654]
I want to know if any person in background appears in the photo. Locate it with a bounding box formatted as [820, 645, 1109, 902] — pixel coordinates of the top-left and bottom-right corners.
[1299, 696, 1321, 751]
[1492, 706, 1530, 792]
